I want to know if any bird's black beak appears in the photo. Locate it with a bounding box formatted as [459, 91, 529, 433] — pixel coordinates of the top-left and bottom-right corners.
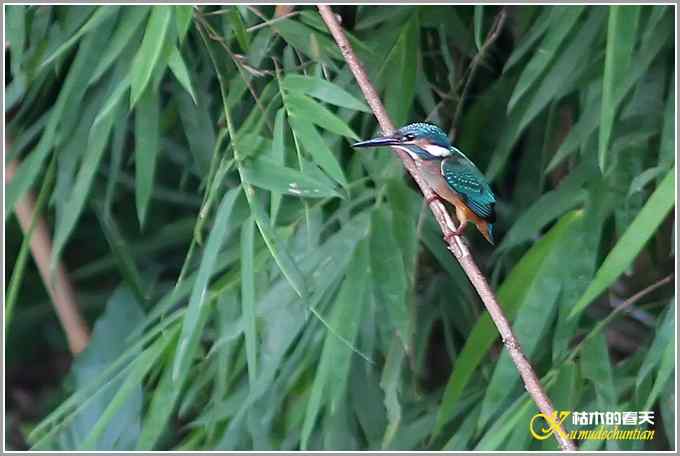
[352, 134, 401, 148]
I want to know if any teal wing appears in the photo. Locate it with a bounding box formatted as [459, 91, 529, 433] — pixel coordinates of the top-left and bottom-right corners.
[441, 154, 496, 223]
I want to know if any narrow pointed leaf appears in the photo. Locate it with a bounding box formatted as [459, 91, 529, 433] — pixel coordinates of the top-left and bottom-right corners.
[282, 74, 371, 112]
[241, 216, 257, 385]
[286, 92, 359, 139]
[598, 5, 641, 172]
[172, 187, 241, 383]
[40, 6, 119, 69]
[240, 155, 342, 199]
[168, 48, 197, 104]
[134, 86, 160, 228]
[289, 117, 348, 186]
[570, 170, 674, 319]
[129, 6, 173, 108]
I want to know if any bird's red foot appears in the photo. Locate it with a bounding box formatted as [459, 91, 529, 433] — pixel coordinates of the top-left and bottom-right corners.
[444, 226, 465, 244]
[425, 195, 440, 205]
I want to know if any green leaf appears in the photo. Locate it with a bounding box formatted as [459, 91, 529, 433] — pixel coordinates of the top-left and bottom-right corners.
[63, 287, 145, 450]
[581, 332, 619, 450]
[175, 6, 193, 43]
[598, 6, 641, 173]
[41, 6, 120, 69]
[227, 7, 250, 51]
[79, 328, 173, 450]
[507, 6, 584, 111]
[176, 89, 215, 175]
[473, 6, 484, 50]
[270, 109, 286, 224]
[627, 166, 667, 197]
[286, 92, 359, 140]
[478, 279, 561, 428]
[172, 187, 241, 383]
[289, 117, 348, 186]
[94, 207, 147, 307]
[241, 155, 341, 199]
[637, 304, 674, 409]
[282, 74, 371, 112]
[570, 170, 674, 319]
[301, 240, 369, 449]
[6, 26, 109, 221]
[658, 79, 675, 170]
[497, 162, 592, 252]
[370, 207, 410, 347]
[644, 341, 674, 412]
[380, 337, 405, 449]
[517, 9, 605, 132]
[547, 11, 671, 173]
[275, 18, 342, 64]
[434, 211, 583, 437]
[89, 6, 150, 85]
[6, 5, 26, 74]
[51, 78, 126, 272]
[134, 86, 160, 228]
[503, 8, 552, 72]
[382, 16, 418, 127]
[129, 6, 173, 108]
[486, 8, 605, 181]
[241, 216, 257, 385]
[243, 184, 307, 298]
[168, 48, 197, 105]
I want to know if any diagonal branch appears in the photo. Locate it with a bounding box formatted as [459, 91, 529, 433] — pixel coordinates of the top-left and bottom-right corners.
[317, 6, 576, 452]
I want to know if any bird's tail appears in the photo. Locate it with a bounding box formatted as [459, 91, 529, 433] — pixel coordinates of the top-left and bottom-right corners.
[480, 222, 495, 245]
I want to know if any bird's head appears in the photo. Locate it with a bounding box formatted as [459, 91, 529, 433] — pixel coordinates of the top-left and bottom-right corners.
[352, 122, 452, 160]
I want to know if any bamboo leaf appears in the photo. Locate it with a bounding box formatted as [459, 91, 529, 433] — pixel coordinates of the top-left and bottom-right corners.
[598, 5, 641, 173]
[282, 74, 371, 112]
[370, 207, 410, 347]
[286, 92, 359, 140]
[570, 170, 674, 319]
[168, 48, 197, 105]
[270, 108, 286, 224]
[241, 155, 342, 199]
[434, 211, 582, 437]
[289, 117, 348, 186]
[51, 79, 125, 272]
[227, 7, 250, 52]
[6, 26, 109, 221]
[134, 86, 160, 228]
[301, 240, 369, 449]
[129, 6, 173, 108]
[89, 6, 150, 85]
[172, 187, 241, 383]
[175, 6, 193, 43]
[241, 216, 257, 385]
[473, 6, 484, 51]
[41, 6, 119, 69]
[507, 6, 584, 111]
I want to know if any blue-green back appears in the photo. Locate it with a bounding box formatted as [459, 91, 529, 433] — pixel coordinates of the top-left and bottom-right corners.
[441, 148, 496, 222]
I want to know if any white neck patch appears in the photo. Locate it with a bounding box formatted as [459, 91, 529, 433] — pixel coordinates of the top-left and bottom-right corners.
[392, 145, 421, 161]
[422, 143, 452, 157]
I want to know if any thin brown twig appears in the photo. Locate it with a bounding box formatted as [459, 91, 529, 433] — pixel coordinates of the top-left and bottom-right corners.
[6, 159, 90, 355]
[451, 7, 507, 138]
[614, 274, 674, 315]
[247, 11, 299, 33]
[194, 10, 274, 132]
[567, 274, 674, 363]
[317, 6, 576, 452]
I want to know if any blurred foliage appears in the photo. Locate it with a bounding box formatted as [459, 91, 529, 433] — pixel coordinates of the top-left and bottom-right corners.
[5, 5, 675, 451]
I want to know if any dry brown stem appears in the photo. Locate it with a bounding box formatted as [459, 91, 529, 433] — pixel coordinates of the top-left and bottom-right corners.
[317, 6, 576, 451]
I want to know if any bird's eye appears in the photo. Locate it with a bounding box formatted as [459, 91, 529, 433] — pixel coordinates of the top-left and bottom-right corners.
[404, 133, 416, 141]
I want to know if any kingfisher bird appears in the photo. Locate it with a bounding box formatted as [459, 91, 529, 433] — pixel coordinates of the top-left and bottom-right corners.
[353, 122, 496, 244]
